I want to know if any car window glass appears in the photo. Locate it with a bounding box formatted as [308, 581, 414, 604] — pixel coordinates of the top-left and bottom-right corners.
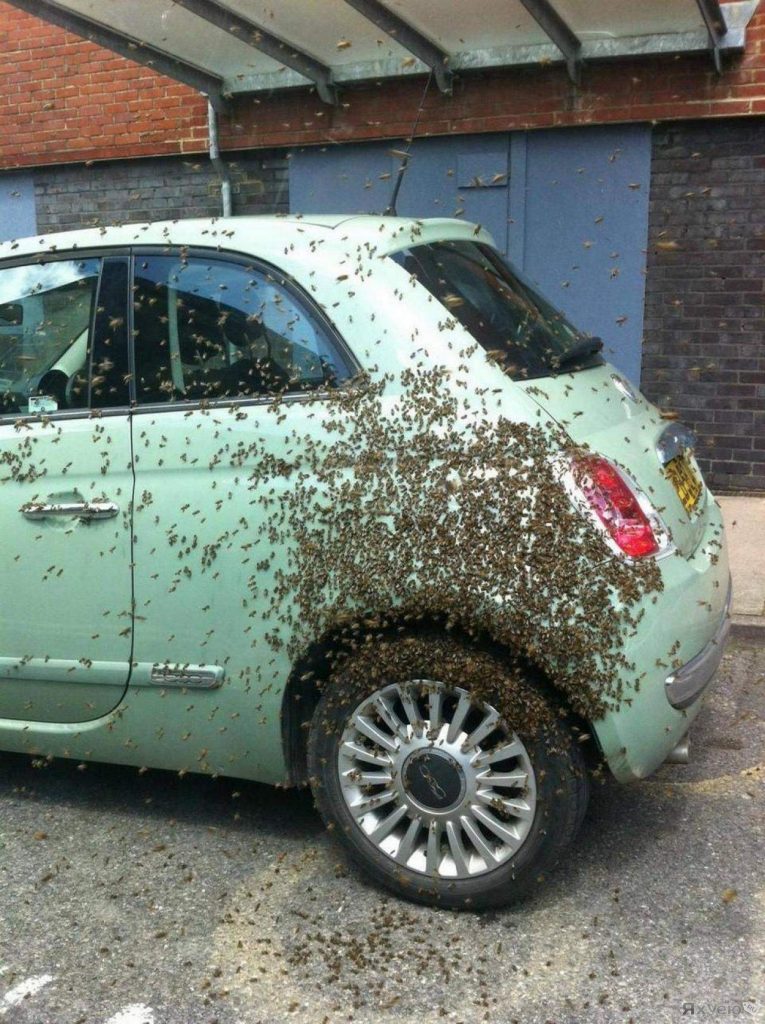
[392, 242, 601, 380]
[0, 258, 100, 414]
[132, 255, 352, 404]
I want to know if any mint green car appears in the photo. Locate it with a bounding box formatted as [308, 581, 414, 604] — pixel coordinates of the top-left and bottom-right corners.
[0, 216, 730, 908]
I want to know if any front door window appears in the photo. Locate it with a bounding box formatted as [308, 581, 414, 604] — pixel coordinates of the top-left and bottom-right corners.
[132, 255, 353, 404]
[0, 258, 100, 414]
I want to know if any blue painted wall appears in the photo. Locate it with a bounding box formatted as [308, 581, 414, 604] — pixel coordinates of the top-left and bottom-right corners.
[0, 172, 36, 242]
[290, 125, 652, 383]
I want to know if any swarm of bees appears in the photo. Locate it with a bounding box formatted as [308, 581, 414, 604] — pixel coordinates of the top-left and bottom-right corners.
[244, 366, 661, 734]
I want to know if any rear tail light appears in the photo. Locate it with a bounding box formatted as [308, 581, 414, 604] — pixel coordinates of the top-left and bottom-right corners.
[572, 455, 660, 558]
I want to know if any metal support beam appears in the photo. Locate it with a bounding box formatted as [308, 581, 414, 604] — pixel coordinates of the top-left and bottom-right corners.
[3, 0, 226, 109]
[172, 0, 337, 105]
[518, 0, 582, 84]
[343, 0, 453, 94]
[695, 0, 727, 72]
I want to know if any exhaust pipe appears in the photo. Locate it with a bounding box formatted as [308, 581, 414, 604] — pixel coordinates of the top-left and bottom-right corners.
[665, 733, 691, 765]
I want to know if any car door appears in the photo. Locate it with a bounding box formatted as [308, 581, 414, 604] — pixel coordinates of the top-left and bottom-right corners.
[127, 248, 357, 778]
[0, 253, 134, 723]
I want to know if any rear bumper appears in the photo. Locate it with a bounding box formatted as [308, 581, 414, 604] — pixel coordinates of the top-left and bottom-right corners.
[664, 582, 731, 710]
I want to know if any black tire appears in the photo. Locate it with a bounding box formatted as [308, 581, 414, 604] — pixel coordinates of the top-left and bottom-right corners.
[308, 635, 589, 910]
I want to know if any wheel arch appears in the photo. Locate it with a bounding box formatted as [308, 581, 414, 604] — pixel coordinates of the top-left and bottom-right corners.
[280, 613, 595, 787]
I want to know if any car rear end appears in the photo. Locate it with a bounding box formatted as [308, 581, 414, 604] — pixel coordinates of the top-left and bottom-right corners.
[386, 229, 731, 782]
[519, 364, 731, 780]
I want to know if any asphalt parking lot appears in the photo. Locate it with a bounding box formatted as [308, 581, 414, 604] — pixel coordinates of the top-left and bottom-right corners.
[0, 638, 763, 1024]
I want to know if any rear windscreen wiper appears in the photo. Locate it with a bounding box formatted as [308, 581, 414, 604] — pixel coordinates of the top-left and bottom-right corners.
[552, 336, 604, 372]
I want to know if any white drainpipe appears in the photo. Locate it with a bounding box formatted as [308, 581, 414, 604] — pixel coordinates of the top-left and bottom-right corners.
[207, 98, 232, 217]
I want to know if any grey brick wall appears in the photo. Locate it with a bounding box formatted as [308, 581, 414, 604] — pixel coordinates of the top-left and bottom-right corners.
[642, 119, 765, 493]
[34, 151, 289, 233]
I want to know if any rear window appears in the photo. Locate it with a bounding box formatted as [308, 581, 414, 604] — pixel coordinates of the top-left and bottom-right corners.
[391, 240, 603, 380]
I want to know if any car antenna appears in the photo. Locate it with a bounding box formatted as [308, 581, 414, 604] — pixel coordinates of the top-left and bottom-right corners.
[384, 71, 434, 217]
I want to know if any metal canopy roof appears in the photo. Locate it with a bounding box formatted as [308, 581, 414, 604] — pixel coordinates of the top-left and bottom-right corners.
[6, 0, 759, 108]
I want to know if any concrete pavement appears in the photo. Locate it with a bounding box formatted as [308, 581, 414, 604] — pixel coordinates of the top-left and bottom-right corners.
[717, 495, 765, 637]
[1, 638, 762, 1024]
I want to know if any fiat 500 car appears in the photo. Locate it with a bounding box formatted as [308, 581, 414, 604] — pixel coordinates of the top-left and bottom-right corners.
[0, 216, 729, 908]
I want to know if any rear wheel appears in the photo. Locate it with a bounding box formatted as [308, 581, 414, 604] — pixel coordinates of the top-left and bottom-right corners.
[308, 639, 589, 909]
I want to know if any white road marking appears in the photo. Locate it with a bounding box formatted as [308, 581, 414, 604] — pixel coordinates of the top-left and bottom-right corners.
[104, 1005, 156, 1024]
[0, 974, 54, 1013]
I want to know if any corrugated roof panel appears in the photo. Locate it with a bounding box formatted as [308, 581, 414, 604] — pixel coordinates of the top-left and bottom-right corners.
[63, 0, 288, 79]
[554, 0, 711, 39]
[13, 0, 760, 98]
[223, 0, 413, 68]
[379, 0, 551, 52]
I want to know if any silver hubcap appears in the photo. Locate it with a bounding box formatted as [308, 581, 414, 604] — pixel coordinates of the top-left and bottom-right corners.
[338, 680, 537, 880]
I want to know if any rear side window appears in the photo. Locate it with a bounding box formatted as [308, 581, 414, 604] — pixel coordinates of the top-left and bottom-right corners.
[0, 258, 100, 414]
[392, 241, 602, 380]
[132, 255, 353, 404]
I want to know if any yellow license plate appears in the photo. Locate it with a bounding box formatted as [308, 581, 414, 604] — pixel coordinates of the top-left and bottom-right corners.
[664, 454, 702, 513]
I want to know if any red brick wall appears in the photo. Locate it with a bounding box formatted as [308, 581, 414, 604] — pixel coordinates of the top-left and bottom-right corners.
[641, 118, 765, 493]
[0, 2, 208, 167]
[1, 0, 764, 169]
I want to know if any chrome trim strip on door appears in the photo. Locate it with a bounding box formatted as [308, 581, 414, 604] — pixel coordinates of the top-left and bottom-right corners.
[150, 664, 225, 689]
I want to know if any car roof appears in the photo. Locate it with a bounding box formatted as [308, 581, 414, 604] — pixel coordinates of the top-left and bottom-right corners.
[0, 215, 494, 263]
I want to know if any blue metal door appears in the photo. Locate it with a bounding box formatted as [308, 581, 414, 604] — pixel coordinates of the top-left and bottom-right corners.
[290, 124, 651, 383]
[290, 134, 511, 251]
[514, 126, 650, 384]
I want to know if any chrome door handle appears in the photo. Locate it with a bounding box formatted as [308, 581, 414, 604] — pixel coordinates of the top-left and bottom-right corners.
[21, 500, 119, 521]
